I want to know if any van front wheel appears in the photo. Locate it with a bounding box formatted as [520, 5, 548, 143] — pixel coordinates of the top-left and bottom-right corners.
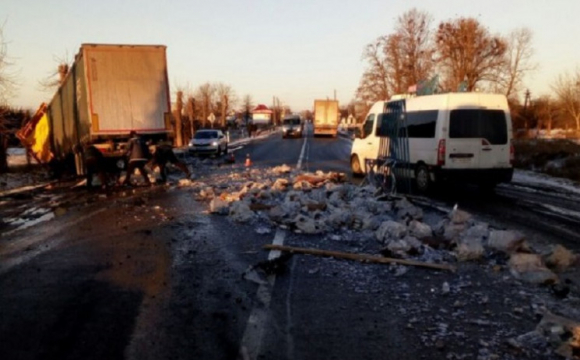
[415, 164, 431, 193]
[351, 155, 363, 178]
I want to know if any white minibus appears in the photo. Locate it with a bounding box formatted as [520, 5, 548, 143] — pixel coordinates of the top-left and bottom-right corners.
[350, 93, 514, 191]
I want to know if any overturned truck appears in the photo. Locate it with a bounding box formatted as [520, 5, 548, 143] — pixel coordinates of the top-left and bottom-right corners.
[18, 43, 173, 176]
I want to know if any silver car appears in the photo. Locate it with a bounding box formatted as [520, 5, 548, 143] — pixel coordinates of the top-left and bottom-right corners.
[188, 129, 228, 156]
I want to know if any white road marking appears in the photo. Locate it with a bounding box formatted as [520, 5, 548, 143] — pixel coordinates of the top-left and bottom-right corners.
[296, 129, 309, 170]
[238, 229, 285, 360]
[238, 131, 308, 359]
[228, 145, 244, 153]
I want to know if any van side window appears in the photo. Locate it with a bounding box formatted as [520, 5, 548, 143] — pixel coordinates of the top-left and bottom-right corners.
[362, 114, 375, 138]
[450, 109, 507, 144]
[406, 110, 438, 138]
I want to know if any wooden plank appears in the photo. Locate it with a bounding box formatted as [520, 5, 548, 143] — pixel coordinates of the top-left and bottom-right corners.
[263, 244, 456, 272]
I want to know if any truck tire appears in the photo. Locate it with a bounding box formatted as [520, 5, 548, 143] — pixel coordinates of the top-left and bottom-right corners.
[415, 164, 431, 193]
[351, 155, 363, 178]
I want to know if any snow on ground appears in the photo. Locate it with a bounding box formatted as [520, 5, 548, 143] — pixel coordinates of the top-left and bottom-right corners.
[512, 169, 580, 195]
[7, 148, 38, 167]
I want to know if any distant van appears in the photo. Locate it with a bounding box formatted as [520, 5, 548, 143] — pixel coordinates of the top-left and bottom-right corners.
[282, 115, 303, 138]
[350, 93, 514, 191]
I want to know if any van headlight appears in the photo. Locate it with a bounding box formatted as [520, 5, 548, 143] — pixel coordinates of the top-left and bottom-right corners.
[211, 141, 218, 146]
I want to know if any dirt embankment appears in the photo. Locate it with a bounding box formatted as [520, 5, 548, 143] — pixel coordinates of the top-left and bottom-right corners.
[513, 139, 580, 182]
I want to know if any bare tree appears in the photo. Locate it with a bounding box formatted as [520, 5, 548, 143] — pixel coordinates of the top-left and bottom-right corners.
[215, 83, 237, 127]
[0, 25, 16, 105]
[38, 54, 71, 92]
[195, 82, 215, 128]
[387, 9, 435, 92]
[533, 95, 559, 136]
[185, 95, 196, 138]
[242, 94, 253, 122]
[552, 70, 580, 132]
[0, 25, 17, 172]
[435, 17, 507, 91]
[494, 28, 537, 99]
[356, 36, 390, 104]
[356, 9, 435, 103]
[383, 34, 406, 94]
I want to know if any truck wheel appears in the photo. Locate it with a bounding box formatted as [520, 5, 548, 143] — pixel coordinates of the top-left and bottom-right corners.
[415, 164, 431, 193]
[351, 155, 363, 178]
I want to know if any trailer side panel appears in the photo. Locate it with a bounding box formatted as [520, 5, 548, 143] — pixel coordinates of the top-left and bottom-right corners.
[84, 45, 170, 135]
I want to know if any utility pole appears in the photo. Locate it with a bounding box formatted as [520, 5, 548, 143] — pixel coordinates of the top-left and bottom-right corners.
[272, 96, 276, 126]
[523, 89, 531, 135]
[334, 89, 336, 101]
[175, 91, 184, 147]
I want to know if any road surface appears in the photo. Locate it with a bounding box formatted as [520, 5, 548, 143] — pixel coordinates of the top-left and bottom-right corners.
[0, 124, 578, 360]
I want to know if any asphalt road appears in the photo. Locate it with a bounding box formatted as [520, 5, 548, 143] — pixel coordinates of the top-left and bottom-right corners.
[0, 125, 576, 360]
[230, 124, 353, 175]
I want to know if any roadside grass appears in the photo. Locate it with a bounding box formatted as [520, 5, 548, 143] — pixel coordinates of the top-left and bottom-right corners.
[513, 139, 580, 182]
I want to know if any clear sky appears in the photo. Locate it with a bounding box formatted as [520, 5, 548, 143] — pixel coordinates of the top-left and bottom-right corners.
[2, 0, 579, 111]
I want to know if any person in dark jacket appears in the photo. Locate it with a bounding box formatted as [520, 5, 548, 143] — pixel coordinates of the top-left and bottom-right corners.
[149, 144, 190, 183]
[122, 131, 151, 186]
[84, 145, 108, 189]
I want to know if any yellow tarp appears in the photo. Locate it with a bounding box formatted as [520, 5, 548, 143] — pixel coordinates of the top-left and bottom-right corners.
[29, 113, 53, 162]
[16, 103, 54, 163]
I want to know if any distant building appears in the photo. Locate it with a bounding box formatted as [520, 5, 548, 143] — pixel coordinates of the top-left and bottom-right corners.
[251, 104, 272, 125]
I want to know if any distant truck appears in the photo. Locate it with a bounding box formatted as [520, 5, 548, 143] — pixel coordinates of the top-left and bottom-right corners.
[313, 100, 339, 137]
[18, 43, 172, 175]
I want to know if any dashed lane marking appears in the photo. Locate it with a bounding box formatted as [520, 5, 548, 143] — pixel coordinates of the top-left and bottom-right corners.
[238, 130, 308, 359]
[238, 229, 285, 360]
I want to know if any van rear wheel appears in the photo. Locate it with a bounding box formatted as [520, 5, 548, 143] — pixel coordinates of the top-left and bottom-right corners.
[415, 164, 431, 193]
[351, 155, 363, 178]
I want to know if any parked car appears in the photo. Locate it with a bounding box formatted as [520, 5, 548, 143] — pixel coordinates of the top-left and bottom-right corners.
[188, 129, 228, 156]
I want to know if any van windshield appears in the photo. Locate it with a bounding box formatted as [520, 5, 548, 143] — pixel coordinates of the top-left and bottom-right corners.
[283, 119, 301, 125]
[449, 109, 508, 145]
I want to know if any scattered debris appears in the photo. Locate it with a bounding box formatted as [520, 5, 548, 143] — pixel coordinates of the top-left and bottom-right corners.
[510, 312, 580, 359]
[488, 230, 529, 254]
[545, 245, 578, 272]
[255, 226, 271, 235]
[209, 198, 229, 215]
[242, 252, 294, 277]
[508, 253, 558, 285]
[229, 202, 254, 223]
[455, 237, 484, 262]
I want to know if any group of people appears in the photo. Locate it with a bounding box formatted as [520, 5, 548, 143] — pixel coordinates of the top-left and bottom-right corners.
[85, 130, 190, 189]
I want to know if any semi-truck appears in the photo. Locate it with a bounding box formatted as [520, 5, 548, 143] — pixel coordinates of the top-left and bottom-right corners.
[18, 43, 173, 175]
[313, 99, 339, 137]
